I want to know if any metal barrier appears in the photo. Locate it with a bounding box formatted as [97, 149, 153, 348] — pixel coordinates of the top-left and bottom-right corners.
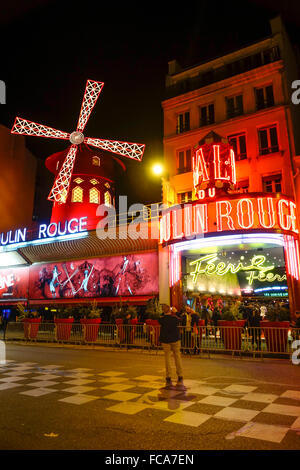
[3, 322, 300, 358]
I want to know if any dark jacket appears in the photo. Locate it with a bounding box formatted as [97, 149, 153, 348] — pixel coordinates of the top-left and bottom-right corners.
[159, 315, 181, 343]
[247, 312, 261, 328]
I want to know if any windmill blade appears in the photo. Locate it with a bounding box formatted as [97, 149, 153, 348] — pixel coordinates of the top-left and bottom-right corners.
[85, 136, 145, 161]
[11, 117, 70, 140]
[76, 80, 104, 133]
[48, 145, 78, 203]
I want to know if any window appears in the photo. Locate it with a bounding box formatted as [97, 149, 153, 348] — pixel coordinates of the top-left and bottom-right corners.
[104, 191, 112, 206]
[226, 95, 243, 118]
[89, 187, 100, 204]
[74, 177, 84, 184]
[178, 191, 193, 203]
[92, 156, 100, 166]
[228, 133, 247, 161]
[72, 186, 83, 203]
[90, 178, 99, 185]
[236, 179, 249, 193]
[176, 112, 190, 134]
[199, 104, 214, 127]
[177, 149, 192, 174]
[262, 174, 282, 193]
[255, 85, 274, 110]
[258, 125, 279, 155]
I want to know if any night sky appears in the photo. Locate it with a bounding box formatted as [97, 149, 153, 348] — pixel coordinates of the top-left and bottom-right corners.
[1, 0, 300, 221]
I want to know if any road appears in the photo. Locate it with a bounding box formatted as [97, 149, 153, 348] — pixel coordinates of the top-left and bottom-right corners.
[0, 342, 300, 452]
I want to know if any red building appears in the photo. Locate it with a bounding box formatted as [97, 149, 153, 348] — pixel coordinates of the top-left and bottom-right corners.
[159, 16, 300, 315]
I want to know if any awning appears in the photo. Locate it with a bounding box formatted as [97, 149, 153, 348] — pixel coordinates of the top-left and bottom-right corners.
[0, 299, 27, 306]
[29, 296, 153, 306]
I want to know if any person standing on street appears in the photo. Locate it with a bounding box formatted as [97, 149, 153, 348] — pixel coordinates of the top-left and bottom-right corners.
[159, 304, 186, 390]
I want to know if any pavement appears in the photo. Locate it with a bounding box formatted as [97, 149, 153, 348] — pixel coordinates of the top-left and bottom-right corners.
[0, 342, 300, 451]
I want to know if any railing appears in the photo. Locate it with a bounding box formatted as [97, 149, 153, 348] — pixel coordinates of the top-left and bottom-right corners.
[3, 322, 300, 359]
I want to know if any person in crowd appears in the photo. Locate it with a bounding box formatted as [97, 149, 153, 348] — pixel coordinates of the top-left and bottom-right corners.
[159, 304, 185, 390]
[180, 306, 193, 354]
[260, 303, 267, 319]
[291, 311, 300, 340]
[191, 309, 201, 354]
[246, 306, 262, 351]
[123, 311, 132, 348]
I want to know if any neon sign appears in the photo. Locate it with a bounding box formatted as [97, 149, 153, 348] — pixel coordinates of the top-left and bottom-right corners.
[160, 195, 299, 244]
[189, 254, 287, 286]
[193, 142, 236, 199]
[0, 216, 88, 249]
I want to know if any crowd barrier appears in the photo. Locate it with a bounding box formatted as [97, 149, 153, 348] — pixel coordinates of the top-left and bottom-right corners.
[2, 322, 300, 358]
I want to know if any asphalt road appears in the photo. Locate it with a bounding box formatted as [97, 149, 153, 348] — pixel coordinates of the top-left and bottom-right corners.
[0, 342, 300, 453]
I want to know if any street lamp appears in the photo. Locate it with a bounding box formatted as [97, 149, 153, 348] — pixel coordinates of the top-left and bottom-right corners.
[152, 163, 164, 176]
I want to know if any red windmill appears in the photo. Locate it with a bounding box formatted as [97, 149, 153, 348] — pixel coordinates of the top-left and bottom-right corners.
[11, 79, 145, 229]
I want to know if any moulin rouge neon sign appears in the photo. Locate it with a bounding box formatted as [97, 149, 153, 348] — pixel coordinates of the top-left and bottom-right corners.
[189, 253, 287, 286]
[0, 216, 88, 248]
[160, 196, 298, 243]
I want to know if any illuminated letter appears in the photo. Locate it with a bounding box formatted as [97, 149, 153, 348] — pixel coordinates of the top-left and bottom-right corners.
[38, 224, 47, 239]
[8, 231, 16, 244]
[216, 201, 235, 231]
[194, 148, 209, 182]
[172, 206, 183, 239]
[17, 228, 27, 243]
[278, 199, 291, 231]
[208, 187, 216, 198]
[184, 204, 194, 239]
[193, 204, 208, 234]
[237, 198, 254, 229]
[257, 197, 275, 229]
[67, 218, 79, 234]
[289, 202, 299, 233]
[57, 221, 67, 236]
[160, 212, 171, 243]
[47, 223, 58, 237]
[79, 216, 88, 232]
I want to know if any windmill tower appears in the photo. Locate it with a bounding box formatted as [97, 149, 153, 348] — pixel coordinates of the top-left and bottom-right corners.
[11, 80, 145, 230]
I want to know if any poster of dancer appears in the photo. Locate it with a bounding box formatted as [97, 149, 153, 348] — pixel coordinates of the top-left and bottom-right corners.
[0, 267, 29, 299]
[29, 252, 158, 300]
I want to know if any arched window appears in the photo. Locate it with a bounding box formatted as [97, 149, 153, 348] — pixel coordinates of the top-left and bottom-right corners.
[92, 156, 100, 166]
[104, 190, 112, 206]
[72, 186, 83, 203]
[89, 187, 100, 204]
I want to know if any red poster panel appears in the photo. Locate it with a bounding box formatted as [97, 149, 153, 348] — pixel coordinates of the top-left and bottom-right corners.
[0, 267, 29, 300]
[29, 252, 159, 300]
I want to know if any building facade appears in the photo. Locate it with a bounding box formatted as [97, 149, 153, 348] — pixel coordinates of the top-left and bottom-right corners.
[159, 16, 300, 314]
